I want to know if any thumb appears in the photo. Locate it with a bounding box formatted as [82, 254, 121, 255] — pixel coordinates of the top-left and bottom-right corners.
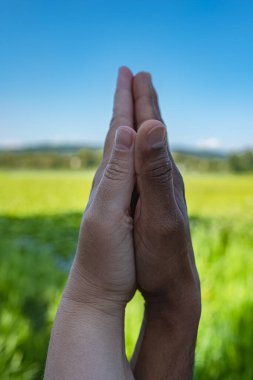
[135, 119, 177, 220]
[94, 126, 136, 216]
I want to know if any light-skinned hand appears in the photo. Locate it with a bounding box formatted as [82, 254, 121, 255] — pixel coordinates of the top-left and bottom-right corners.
[64, 67, 136, 313]
[45, 67, 136, 380]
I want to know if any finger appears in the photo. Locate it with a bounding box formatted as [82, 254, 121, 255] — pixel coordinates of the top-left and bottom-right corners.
[132, 72, 162, 203]
[134, 73, 184, 196]
[103, 66, 134, 160]
[133, 72, 163, 129]
[94, 126, 136, 216]
[135, 119, 179, 222]
[87, 66, 133, 205]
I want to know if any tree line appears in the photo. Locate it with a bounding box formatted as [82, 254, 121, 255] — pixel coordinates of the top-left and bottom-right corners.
[0, 148, 252, 173]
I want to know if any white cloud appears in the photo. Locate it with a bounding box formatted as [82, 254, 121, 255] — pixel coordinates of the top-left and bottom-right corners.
[0, 139, 22, 149]
[195, 137, 222, 150]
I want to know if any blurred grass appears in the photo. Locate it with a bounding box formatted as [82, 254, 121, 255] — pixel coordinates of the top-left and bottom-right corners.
[0, 170, 253, 379]
[1, 171, 252, 217]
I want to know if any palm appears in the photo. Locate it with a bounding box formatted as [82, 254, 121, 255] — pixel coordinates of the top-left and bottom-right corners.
[77, 209, 136, 303]
[134, 192, 188, 296]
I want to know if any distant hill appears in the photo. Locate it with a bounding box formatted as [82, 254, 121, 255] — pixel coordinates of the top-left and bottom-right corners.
[171, 147, 226, 159]
[0, 143, 101, 154]
[0, 143, 252, 172]
[0, 142, 227, 158]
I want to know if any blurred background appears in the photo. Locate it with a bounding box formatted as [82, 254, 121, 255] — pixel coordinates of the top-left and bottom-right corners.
[0, 1, 253, 379]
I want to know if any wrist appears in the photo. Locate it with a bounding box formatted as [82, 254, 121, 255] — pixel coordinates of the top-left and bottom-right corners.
[145, 303, 200, 351]
[46, 296, 132, 380]
[59, 296, 125, 330]
[132, 299, 199, 380]
[143, 275, 201, 325]
[144, 294, 201, 342]
[63, 261, 127, 318]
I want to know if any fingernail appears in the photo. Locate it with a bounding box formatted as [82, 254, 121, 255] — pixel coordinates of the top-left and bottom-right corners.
[147, 126, 166, 148]
[115, 127, 134, 150]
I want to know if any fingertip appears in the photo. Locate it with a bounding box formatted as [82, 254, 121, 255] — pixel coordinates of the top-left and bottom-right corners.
[147, 125, 166, 149]
[116, 66, 133, 92]
[135, 120, 168, 162]
[118, 66, 133, 79]
[133, 71, 151, 91]
[134, 71, 151, 80]
[138, 119, 166, 139]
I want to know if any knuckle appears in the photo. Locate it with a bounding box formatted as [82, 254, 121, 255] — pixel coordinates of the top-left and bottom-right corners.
[104, 156, 129, 181]
[143, 154, 173, 183]
[83, 209, 130, 239]
[82, 212, 99, 234]
[83, 210, 111, 237]
[157, 210, 186, 238]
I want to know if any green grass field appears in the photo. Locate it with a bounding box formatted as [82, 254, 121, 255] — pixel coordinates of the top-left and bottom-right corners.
[0, 170, 253, 379]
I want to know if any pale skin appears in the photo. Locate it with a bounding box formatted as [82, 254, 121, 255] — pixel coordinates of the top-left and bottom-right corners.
[44, 67, 201, 379]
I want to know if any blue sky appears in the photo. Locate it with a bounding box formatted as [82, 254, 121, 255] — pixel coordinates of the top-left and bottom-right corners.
[0, 0, 252, 151]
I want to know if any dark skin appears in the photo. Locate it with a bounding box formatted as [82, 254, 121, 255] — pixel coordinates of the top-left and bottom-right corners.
[131, 72, 201, 379]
